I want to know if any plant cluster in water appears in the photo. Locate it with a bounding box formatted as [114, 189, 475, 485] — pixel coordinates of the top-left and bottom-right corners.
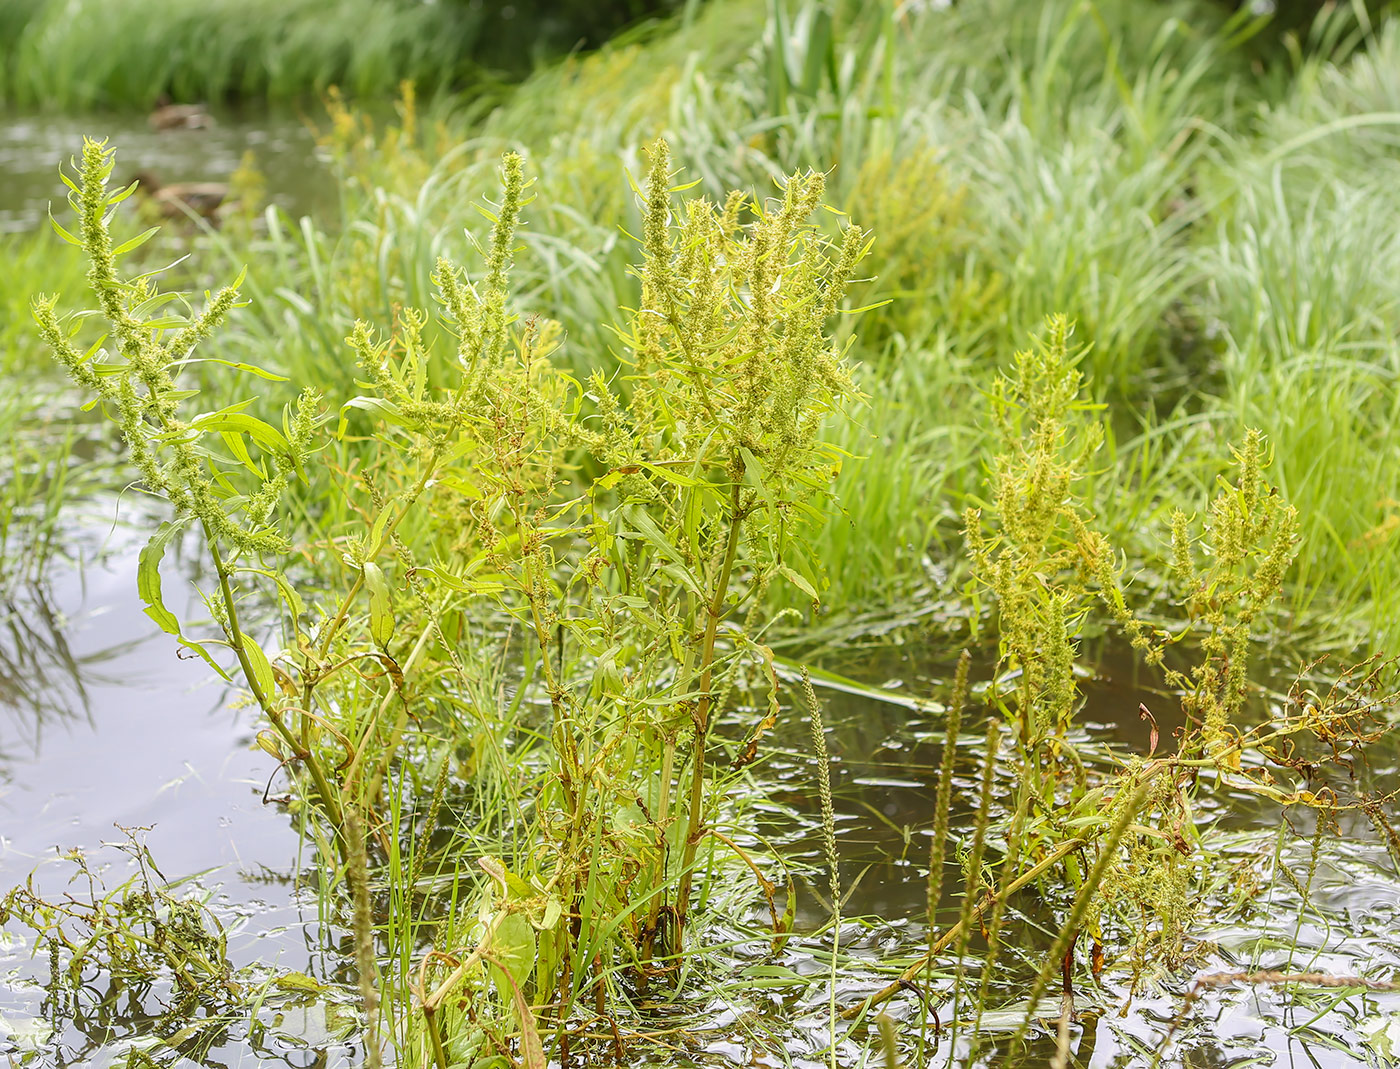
[10, 134, 1399, 1067]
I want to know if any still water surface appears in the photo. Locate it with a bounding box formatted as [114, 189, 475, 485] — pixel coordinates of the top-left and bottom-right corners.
[0, 517, 335, 1064]
[0, 108, 331, 235]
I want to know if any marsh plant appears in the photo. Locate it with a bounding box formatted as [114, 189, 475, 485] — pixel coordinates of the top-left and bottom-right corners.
[885, 317, 1395, 1058]
[33, 136, 869, 1063]
[1, 836, 242, 1044]
[25, 133, 1397, 1068]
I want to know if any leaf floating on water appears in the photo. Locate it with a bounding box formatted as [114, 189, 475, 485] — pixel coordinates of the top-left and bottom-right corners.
[274, 970, 329, 995]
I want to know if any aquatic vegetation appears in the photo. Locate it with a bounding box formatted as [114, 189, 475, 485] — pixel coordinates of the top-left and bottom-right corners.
[4, 2, 1400, 1066]
[1, 834, 366, 1066]
[31, 134, 874, 1063]
[896, 317, 1393, 1060]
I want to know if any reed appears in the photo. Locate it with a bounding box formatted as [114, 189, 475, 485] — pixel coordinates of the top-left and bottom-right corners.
[802, 667, 841, 1069]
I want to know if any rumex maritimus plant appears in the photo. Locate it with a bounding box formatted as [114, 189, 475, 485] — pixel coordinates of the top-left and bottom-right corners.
[34, 134, 871, 1065]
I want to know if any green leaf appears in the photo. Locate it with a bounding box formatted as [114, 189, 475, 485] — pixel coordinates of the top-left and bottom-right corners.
[365, 499, 396, 559]
[221, 431, 266, 479]
[177, 638, 233, 682]
[105, 179, 140, 206]
[619, 505, 685, 567]
[337, 396, 406, 438]
[416, 562, 506, 596]
[189, 409, 290, 455]
[241, 637, 278, 705]
[273, 971, 328, 995]
[488, 911, 537, 996]
[537, 897, 563, 932]
[798, 7, 832, 95]
[112, 226, 160, 256]
[48, 211, 81, 247]
[479, 857, 539, 900]
[137, 519, 232, 681]
[639, 461, 702, 487]
[185, 358, 289, 382]
[363, 562, 394, 647]
[236, 567, 306, 624]
[138, 521, 188, 636]
[778, 563, 819, 601]
[658, 561, 703, 596]
[486, 921, 545, 1069]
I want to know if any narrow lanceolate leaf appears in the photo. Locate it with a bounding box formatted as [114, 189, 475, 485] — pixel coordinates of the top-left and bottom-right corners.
[137, 519, 231, 680]
[112, 226, 161, 257]
[138, 519, 194, 635]
[778, 563, 819, 601]
[188, 410, 290, 455]
[363, 562, 394, 647]
[638, 461, 703, 487]
[189, 358, 290, 381]
[48, 210, 81, 246]
[337, 396, 407, 438]
[240, 638, 279, 706]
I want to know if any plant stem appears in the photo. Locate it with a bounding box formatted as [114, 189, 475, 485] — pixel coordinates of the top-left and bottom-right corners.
[207, 528, 345, 842]
[840, 836, 1089, 1021]
[673, 480, 745, 934]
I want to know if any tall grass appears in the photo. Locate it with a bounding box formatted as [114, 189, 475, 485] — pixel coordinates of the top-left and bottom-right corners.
[5, 0, 480, 109]
[1189, 15, 1400, 645]
[1, 0, 683, 110]
[15, 0, 1400, 639]
[191, 0, 1254, 617]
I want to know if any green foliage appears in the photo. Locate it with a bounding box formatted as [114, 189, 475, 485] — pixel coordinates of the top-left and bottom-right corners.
[2, 838, 240, 1017]
[1167, 430, 1300, 751]
[34, 135, 869, 1063]
[966, 316, 1158, 746]
[10, 1, 1400, 1061]
[1, 835, 364, 1066]
[0, 0, 683, 110]
[940, 318, 1373, 1049]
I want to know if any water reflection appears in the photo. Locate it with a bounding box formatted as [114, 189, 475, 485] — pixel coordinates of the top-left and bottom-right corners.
[742, 641, 1400, 1068]
[0, 109, 333, 235]
[0, 524, 325, 1066]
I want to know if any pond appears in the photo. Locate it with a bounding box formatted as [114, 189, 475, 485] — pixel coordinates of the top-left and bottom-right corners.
[0, 515, 352, 1064]
[0, 108, 331, 235]
[4, 530, 1399, 1067]
[748, 645, 1400, 1067]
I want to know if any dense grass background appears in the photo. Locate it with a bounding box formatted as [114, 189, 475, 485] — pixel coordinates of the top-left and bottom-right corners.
[0, 0, 683, 109]
[5, 0, 1399, 648]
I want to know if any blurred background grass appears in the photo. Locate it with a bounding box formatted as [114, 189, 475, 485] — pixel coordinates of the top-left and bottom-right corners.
[4, 0, 1399, 649]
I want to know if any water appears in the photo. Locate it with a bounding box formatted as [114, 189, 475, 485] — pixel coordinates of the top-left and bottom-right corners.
[0, 108, 333, 235]
[745, 644, 1400, 1068]
[0, 103, 350, 1064]
[3, 523, 1398, 1066]
[0, 515, 343, 1066]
